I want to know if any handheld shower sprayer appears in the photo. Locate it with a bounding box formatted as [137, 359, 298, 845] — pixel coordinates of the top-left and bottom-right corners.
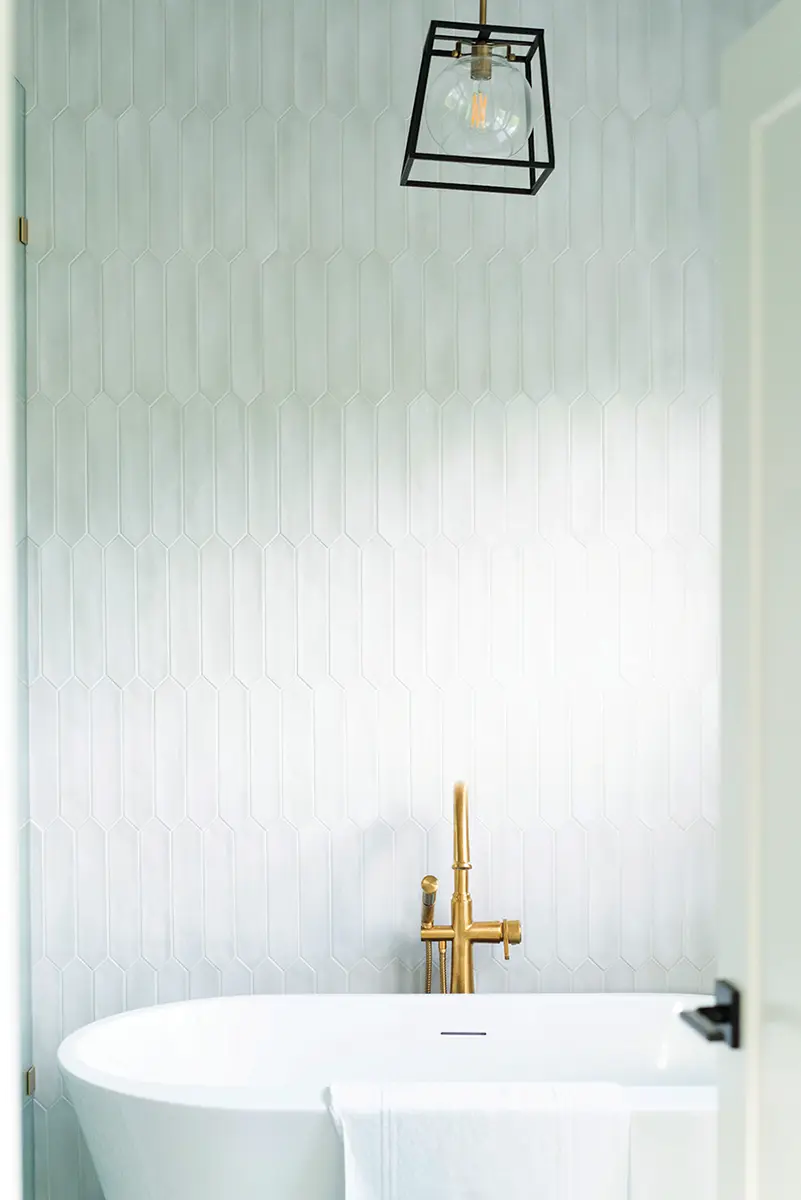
[421, 875, 446, 993]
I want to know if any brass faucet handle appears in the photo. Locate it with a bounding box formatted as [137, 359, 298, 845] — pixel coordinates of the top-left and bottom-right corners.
[502, 919, 522, 960]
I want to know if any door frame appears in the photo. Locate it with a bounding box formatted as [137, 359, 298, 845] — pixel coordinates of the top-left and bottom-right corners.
[0, 1, 23, 1196]
[720, 1, 801, 1197]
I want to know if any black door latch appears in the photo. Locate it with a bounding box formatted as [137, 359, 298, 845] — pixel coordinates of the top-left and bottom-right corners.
[679, 979, 741, 1049]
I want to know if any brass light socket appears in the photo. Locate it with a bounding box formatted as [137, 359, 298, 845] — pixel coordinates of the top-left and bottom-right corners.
[470, 42, 492, 81]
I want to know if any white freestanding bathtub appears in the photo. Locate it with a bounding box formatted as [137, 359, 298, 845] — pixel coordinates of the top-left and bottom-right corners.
[58, 993, 717, 1200]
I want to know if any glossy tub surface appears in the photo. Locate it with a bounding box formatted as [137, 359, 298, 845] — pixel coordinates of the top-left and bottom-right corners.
[58, 993, 717, 1200]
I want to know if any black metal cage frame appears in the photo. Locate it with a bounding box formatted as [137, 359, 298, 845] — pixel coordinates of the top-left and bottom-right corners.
[400, 20, 555, 196]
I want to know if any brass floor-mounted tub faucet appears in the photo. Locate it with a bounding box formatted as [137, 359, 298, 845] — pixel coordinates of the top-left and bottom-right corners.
[421, 782, 521, 994]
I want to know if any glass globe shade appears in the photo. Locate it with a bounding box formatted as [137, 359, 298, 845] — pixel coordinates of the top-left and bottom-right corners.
[425, 52, 535, 159]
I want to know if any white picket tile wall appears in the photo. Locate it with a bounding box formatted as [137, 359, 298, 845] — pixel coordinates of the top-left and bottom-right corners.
[15, 0, 776, 1195]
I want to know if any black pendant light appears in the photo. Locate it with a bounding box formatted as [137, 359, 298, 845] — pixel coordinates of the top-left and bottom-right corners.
[400, 0, 555, 196]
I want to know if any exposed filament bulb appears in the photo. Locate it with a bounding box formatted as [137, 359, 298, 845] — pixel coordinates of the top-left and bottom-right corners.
[470, 90, 488, 128]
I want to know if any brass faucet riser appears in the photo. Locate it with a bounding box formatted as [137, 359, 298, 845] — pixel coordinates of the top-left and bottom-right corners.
[450, 888, 474, 994]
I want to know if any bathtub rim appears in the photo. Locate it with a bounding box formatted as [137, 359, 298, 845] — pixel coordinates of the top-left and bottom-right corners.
[58, 991, 714, 1113]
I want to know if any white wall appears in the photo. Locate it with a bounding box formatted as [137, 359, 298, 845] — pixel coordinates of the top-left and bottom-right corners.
[15, 0, 763, 1194]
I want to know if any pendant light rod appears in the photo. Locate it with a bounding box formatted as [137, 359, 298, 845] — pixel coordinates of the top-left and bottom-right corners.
[479, 0, 487, 24]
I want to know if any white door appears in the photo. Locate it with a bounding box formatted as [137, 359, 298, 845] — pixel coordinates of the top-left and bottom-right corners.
[717, 0, 801, 1197]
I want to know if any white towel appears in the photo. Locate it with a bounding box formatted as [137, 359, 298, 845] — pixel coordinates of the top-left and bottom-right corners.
[328, 1082, 630, 1200]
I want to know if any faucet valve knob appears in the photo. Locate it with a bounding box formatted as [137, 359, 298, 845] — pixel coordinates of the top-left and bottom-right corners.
[502, 919, 521, 960]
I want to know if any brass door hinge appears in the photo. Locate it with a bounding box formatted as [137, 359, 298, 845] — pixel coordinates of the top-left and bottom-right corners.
[24, 1066, 35, 1097]
[17, 217, 28, 245]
